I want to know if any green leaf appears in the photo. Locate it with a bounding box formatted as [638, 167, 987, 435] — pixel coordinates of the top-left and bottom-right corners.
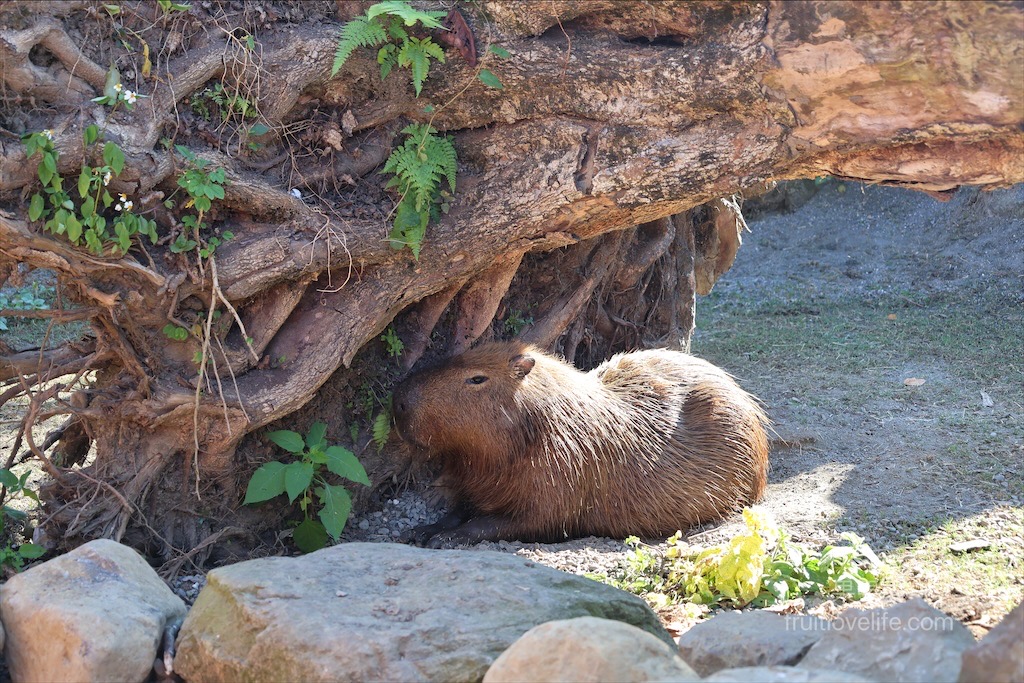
[478, 69, 503, 89]
[397, 37, 444, 96]
[16, 543, 45, 560]
[78, 169, 91, 199]
[84, 124, 100, 146]
[332, 15, 388, 76]
[0, 469, 19, 489]
[243, 461, 288, 503]
[114, 220, 130, 253]
[267, 429, 306, 454]
[28, 194, 45, 222]
[306, 422, 328, 450]
[488, 45, 510, 59]
[66, 214, 83, 243]
[249, 123, 270, 136]
[366, 1, 446, 28]
[81, 196, 95, 219]
[318, 484, 352, 540]
[372, 411, 391, 452]
[38, 160, 54, 187]
[103, 64, 122, 102]
[293, 518, 328, 553]
[284, 461, 315, 503]
[324, 446, 370, 485]
[103, 142, 125, 176]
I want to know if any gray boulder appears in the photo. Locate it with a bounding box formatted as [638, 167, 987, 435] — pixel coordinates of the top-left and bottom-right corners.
[706, 665, 873, 682]
[175, 542, 669, 682]
[676, 610, 830, 676]
[484, 616, 699, 682]
[799, 598, 975, 683]
[958, 600, 1024, 683]
[0, 538, 186, 683]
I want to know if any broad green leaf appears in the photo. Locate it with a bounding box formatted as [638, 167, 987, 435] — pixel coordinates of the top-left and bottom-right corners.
[0, 469, 19, 488]
[66, 214, 83, 243]
[249, 123, 270, 136]
[284, 461, 314, 503]
[478, 69, 503, 89]
[318, 484, 352, 539]
[324, 446, 369, 485]
[84, 124, 99, 146]
[114, 220, 130, 253]
[103, 64, 121, 102]
[17, 543, 45, 560]
[293, 518, 328, 553]
[28, 194, 45, 222]
[242, 461, 287, 503]
[38, 161, 54, 187]
[78, 169, 91, 198]
[2, 506, 26, 521]
[488, 45, 510, 59]
[102, 142, 125, 176]
[267, 429, 306, 454]
[306, 422, 328, 450]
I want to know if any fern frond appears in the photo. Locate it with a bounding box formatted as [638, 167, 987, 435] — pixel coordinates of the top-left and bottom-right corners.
[372, 410, 392, 451]
[424, 134, 457, 193]
[332, 16, 388, 76]
[398, 37, 444, 96]
[367, 1, 446, 29]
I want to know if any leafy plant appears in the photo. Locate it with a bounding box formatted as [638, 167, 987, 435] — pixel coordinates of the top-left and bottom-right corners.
[244, 422, 370, 552]
[592, 509, 881, 609]
[23, 127, 158, 256]
[0, 283, 51, 331]
[190, 82, 258, 123]
[172, 145, 231, 258]
[332, 1, 447, 96]
[380, 326, 404, 357]
[157, 0, 191, 15]
[0, 468, 45, 572]
[381, 123, 456, 258]
[503, 309, 534, 336]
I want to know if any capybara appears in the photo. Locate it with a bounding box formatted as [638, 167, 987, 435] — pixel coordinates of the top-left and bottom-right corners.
[393, 341, 769, 547]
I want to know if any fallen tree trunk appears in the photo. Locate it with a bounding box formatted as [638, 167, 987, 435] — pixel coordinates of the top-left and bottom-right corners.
[0, 0, 1020, 561]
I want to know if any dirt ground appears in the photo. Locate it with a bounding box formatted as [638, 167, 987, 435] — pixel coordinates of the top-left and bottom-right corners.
[419, 180, 1024, 636]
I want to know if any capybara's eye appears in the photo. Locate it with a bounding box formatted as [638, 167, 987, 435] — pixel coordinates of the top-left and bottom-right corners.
[467, 375, 488, 385]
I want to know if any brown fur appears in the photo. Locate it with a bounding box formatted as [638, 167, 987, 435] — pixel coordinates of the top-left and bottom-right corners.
[393, 342, 769, 543]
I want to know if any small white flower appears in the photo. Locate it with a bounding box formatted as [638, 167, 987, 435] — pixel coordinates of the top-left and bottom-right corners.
[122, 199, 133, 211]
[103, 171, 112, 186]
[122, 89, 138, 104]
[115, 193, 132, 212]
[41, 129, 54, 141]
[114, 83, 123, 92]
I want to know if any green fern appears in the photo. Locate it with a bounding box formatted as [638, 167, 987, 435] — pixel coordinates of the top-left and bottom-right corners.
[372, 409, 391, 452]
[366, 1, 446, 28]
[332, 1, 447, 95]
[332, 15, 388, 76]
[397, 37, 446, 96]
[381, 123, 455, 258]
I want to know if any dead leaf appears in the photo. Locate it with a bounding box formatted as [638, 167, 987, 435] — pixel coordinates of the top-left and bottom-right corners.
[341, 110, 357, 136]
[903, 377, 926, 386]
[949, 539, 991, 554]
[980, 390, 994, 407]
[142, 41, 151, 78]
[887, 313, 897, 320]
[322, 124, 343, 151]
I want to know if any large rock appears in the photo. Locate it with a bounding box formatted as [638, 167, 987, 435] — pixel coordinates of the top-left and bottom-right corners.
[676, 610, 830, 676]
[483, 616, 699, 682]
[799, 598, 976, 683]
[0, 538, 186, 683]
[958, 600, 1024, 683]
[705, 665, 872, 682]
[175, 542, 669, 682]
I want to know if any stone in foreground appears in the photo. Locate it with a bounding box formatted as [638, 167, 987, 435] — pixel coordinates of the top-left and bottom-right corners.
[0, 539, 186, 683]
[175, 542, 669, 682]
[705, 665, 873, 682]
[483, 616, 699, 682]
[676, 610, 830, 676]
[798, 598, 976, 683]
[958, 600, 1024, 683]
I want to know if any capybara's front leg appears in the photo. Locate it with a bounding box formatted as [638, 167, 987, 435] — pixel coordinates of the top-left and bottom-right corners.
[424, 515, 523, 548]
[400, 506, 471, 546]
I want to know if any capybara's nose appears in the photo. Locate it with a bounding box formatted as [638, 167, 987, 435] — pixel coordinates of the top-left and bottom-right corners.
[392, 384, 412, 420]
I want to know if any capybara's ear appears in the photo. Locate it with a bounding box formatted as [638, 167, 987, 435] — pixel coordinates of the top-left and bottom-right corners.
[510, 354, 535, 378]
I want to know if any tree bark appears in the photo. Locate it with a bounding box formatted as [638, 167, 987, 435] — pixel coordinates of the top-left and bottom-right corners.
[0, 0, 1020, 561]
